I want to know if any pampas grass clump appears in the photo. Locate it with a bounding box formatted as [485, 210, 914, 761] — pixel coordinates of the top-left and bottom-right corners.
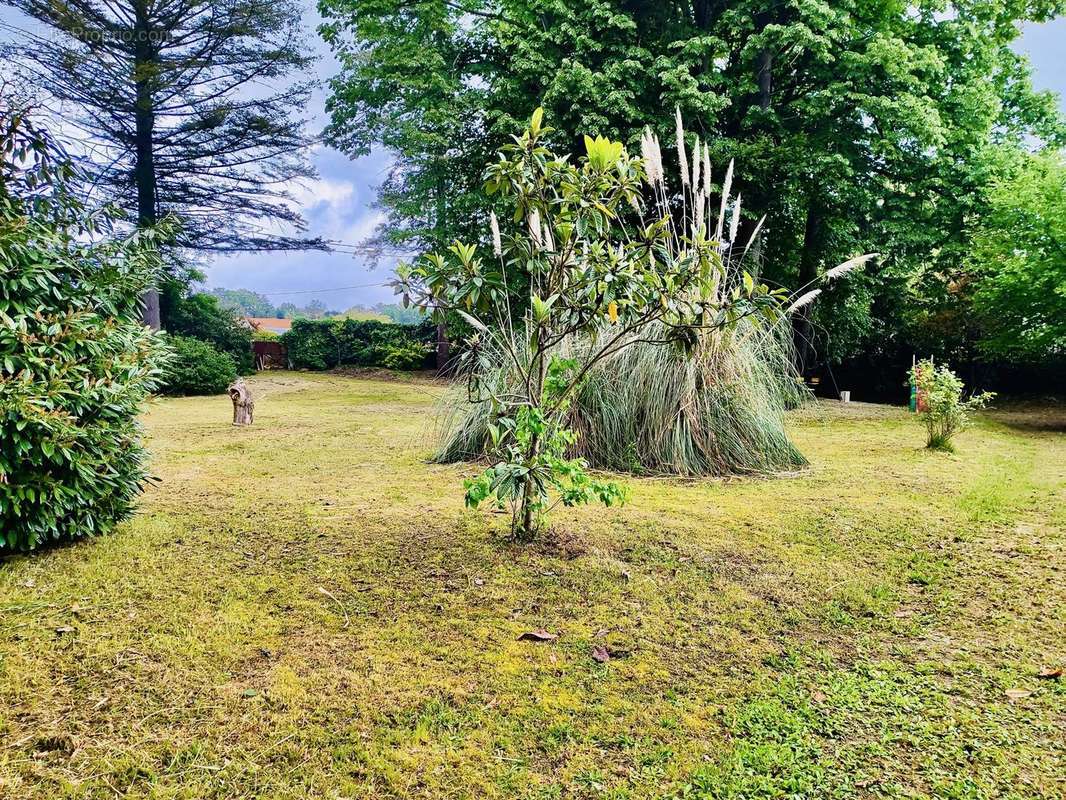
[434, 109, 871, 477]
[435, 319, 808, 476]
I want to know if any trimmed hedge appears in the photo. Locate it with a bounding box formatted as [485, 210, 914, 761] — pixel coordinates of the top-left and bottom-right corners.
[281, 318, 435, 371]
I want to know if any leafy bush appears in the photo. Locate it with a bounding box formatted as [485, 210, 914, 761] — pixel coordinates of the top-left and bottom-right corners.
[426, 112, 866, 540]
[161, 336, 238, 396]
[162, 289, 254, 372]
[909, 359, 994, 451]
[1, 105, 169, 551]
[281, 318, 335, 369]
[380, 340, 432, 370]
[281, 317, 434, 370]
[252, 328, 279, 341]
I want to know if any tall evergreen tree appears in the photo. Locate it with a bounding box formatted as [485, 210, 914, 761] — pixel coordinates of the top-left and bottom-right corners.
[2, 0, 322, 327]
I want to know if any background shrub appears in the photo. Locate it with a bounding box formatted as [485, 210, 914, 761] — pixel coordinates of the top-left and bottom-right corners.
[281, 318, 335, 369]
[380, 341, 432, 370]
[0, 107, 169, 551]
[161, 288, 254, 373]
[161, 336, 238, 396]
[281, 318, 434, 370]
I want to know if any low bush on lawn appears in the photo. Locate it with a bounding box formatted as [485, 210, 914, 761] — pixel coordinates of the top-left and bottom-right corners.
[910, 359, 994, 451]
[162, 289, 254, 373]
[161, 335, 238, 396]
[0, 105, 169, 551]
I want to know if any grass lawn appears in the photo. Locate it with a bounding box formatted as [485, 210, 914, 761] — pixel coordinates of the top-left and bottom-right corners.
[1, 373, 1063, 799]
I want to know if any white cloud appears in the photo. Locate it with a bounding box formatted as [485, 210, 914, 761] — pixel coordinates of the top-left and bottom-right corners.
[289, 177, 355, 210]
[336, 210, 386, 247]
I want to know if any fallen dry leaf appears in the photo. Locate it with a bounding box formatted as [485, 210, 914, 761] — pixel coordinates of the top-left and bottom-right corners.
[1037, 667, 1062, 680]
[591, 645, 610, 663]
[517, 629, 557, 642]
[594, 628, 609, 638]
[811, 690, 827, 703]
[1004, 688, 1031, 700]
[54, 626, 75, 635]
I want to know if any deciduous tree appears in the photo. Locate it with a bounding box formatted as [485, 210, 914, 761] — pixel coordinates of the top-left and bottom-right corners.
[968, 150, 1066, 362]
[319, 0, 1065, 367]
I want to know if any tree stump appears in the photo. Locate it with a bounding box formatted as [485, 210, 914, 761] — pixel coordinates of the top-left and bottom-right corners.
[229, 378, 254, 426]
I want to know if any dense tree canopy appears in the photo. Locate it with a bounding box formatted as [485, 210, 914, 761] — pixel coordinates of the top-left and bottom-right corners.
[318, 0, 1065, 372]
[209, 287, 279, 318]
[968, 150, 1066, 362]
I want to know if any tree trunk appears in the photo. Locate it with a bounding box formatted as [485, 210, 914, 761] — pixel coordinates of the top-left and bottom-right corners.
[518, 472, 536, 541]
[229, 379, 254, 426]
[133, 1, 160, 329]
[757, 47, 773, 111]
[793, 202, 822, 376]
[436, 322, 450, 373]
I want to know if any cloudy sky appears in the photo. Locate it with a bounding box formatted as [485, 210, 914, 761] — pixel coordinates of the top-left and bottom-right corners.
[3, 6, 1063, 312]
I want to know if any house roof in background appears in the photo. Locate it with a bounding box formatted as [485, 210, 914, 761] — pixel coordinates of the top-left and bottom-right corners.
[246, 317, 293, 333]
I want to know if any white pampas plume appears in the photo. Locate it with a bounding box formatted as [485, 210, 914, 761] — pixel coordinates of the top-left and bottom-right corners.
[527, 208, 542, 249]
[824, 253, 878, 280]
[721, 158, 734, 203]
[490, 211, 502, 257]
[788, 289, 821, 313]
[640, 127, 664, 186]
[675, 106, 689, 185]
[640, 128, 655, 185]
[653, 134, 665, 185]
[715, 158, 734, 241]
[691, 138, 701, 190]
[741, 214, 767, 259]
[702, 148, 711, 197]
[694, 190, 706, 236]
[729, 193, 742, 244]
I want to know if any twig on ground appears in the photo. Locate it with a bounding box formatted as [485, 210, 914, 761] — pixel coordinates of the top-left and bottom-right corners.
[317, 586, 350, 629]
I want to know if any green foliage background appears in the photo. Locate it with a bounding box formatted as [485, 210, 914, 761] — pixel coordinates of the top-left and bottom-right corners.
[318, 0, 1065, 377]
[161, 288, 255, 374]
[160, 335, 239, 396]
[281, 318, 435, 371]
[968, 150, 1066, 362]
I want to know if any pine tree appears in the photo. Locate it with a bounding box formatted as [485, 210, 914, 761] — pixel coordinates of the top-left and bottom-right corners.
[3, 0, 322, 327]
